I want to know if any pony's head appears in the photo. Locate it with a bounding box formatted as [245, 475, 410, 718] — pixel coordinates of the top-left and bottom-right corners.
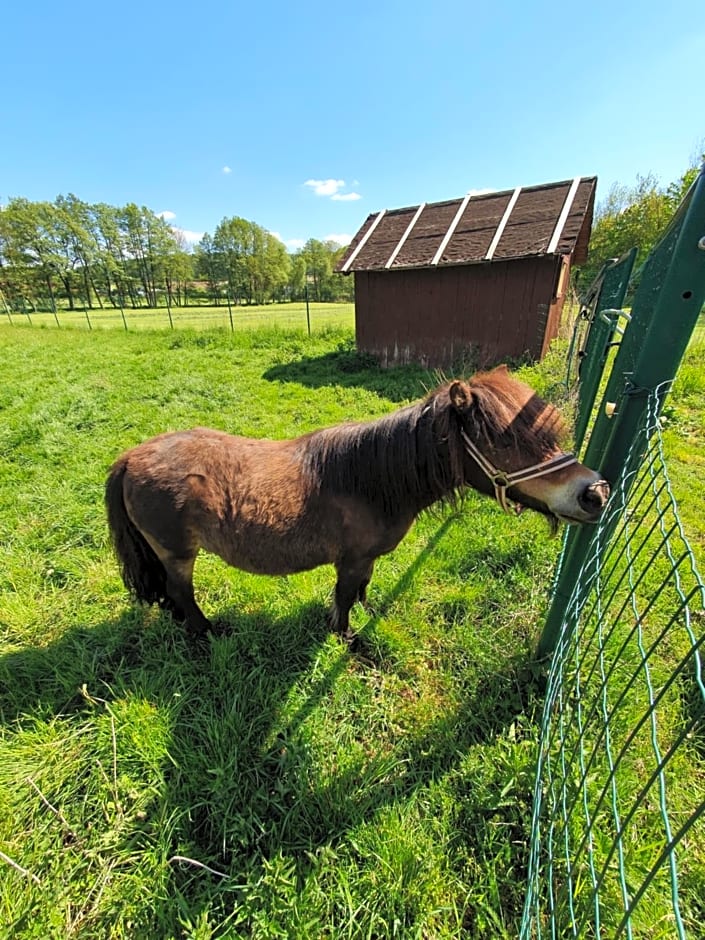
[445, 365, 609, 527]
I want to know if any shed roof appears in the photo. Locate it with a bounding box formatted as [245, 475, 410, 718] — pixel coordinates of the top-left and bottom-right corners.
[337, 176, 596, 273]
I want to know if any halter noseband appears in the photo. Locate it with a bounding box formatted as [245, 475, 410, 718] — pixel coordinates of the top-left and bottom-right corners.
[460, 428, 578, 514]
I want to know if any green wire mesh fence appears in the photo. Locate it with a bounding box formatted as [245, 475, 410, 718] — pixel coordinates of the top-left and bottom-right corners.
[522, 164, 705, 937]
[521, 384, 705, 937]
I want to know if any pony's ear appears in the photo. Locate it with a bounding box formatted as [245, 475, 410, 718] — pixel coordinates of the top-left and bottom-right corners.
[492, 363, 509, 374]
[449, 380, 473, 412]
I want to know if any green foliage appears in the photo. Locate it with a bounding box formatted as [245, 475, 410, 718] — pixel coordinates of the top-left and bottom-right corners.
[0, 196, 194, 314]
[294, 238, 354, 303]
[578, 156, 704, 294]
[205, 216, 291, 305]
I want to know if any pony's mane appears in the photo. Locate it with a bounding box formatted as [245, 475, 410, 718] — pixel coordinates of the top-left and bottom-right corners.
[299, 397, 453, 517]
[299, 370, 566, 517]
[463, 369, 566, 456]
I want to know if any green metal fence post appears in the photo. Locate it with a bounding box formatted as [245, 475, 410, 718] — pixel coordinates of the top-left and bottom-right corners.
[226, 291, 234, 332]
[537, 165, 705, 659]
[573, 308, 620, 446]
[573, 248, 637, 451]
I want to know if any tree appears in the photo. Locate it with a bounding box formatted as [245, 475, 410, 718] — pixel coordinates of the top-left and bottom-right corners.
[211, 217, 290, 305]
[254, 230, 290, 303]
[92, 202, 132, 308]
[579, 156, 704, 292]
[162, 230, 193, 307]
[287, 253, 306, 300]
[0, 198, 64, 311]
[212, 216, 253, 303]
[54, 194, 101, 308]
[118, 204, 180, 307]
[194, 234, 224, 305]
[297, 239, 354, 302]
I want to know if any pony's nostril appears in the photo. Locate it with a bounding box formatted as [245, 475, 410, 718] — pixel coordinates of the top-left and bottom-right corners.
[579, 480, 610, 513]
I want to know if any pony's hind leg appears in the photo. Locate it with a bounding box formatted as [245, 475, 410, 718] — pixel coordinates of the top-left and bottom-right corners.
[163, 555, 212, 637]
[143, 537, 212, 638]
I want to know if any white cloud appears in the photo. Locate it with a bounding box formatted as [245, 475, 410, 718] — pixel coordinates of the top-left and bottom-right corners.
[331, 191, 361, 202]
[304, 178, 345, 197]
[222, 165, 232, 174]
[173, 227, 205, 245]
[304, 178, 363, 202]
[467, 188, 495, 196]
[325, 233, 352, 246]
[270, 231, 306, 250]
[286, 238, 306, 250]
[157, 210, 177, 221]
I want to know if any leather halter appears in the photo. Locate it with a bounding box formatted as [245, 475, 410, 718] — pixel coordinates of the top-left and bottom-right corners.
[460, 428, 578, 514]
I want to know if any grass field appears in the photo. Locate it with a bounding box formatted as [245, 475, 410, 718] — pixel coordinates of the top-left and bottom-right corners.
[0, 323, 702, 938]
[1, 302, 355, 335]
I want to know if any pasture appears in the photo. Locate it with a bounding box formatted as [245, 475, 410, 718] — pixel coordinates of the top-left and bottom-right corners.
[1, 302, 355, 335]
[0, 323, 702, 938]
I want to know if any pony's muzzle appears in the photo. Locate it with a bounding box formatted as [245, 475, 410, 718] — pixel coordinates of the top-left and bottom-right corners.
[577, 479, 610, 519]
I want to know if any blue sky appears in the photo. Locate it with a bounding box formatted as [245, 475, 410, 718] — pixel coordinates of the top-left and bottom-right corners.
[1, 0, 702, 250]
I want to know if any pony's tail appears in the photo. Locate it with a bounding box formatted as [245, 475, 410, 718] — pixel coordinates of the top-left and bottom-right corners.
[105, 457, 166, 606]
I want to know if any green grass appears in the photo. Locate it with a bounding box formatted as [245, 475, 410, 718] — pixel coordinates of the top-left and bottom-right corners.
[661, 335, 705, 572]
[1, 301, 355, 335]
[0, 324, 702, 938]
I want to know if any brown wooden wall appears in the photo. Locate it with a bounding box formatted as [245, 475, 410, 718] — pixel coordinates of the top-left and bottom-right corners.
[353, 255, 568, 368]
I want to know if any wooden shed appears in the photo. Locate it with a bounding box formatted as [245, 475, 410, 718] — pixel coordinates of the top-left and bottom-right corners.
[337, 176, 596, 367]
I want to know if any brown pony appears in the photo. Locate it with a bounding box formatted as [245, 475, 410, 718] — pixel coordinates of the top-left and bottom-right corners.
[105, 366, 609, 641]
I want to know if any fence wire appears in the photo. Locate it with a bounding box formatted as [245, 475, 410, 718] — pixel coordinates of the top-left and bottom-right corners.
[522, 383, 705, 938]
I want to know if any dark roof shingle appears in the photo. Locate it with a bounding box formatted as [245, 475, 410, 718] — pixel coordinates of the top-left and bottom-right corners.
[337, 176, 596, 273]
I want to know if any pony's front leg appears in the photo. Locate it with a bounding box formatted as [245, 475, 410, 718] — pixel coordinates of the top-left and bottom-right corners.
[331, 559, 375, 645]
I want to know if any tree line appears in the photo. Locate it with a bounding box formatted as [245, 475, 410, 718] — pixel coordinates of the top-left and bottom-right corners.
[0, 195, 353, 313]
[1, 156, 701, 315]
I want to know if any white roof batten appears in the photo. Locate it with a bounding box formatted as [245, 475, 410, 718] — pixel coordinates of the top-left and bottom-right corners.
[485, 186, 521, 260]
[385, 203, 426, 269]
[340, 210, 387, 272]
[547, 176, 582, 255]
[431, 193, 472, 267]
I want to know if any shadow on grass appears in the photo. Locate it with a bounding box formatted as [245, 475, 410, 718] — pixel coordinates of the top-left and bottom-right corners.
[0, 516, 546, 932]
[262, 345, 437, 403]
[261, 342, 531, 405]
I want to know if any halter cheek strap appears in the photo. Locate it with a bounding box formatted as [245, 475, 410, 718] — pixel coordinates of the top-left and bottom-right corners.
[460, 428, 578, 514]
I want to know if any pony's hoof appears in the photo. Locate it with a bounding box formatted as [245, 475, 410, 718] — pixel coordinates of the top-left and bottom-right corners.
[208, 619, 232, 638]
[186, 617, 214, 640]
[342, 628, 360, 652]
